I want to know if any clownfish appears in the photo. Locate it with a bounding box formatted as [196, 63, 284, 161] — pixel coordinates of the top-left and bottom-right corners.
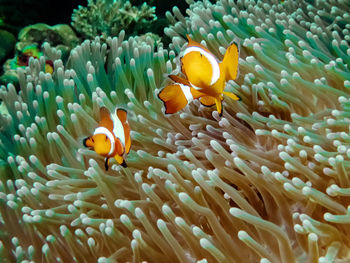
[15, 45, 54, 74]
[158, 35, 241, 116]
[83, 107, 131, 170]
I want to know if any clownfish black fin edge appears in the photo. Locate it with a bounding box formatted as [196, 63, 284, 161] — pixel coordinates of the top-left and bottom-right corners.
[104, 158, 109, 171]
[219, 106, 224, 117]
[157, 89, 170, 114]
[199, 96, 216, 107]
[200, 102, 216, 107]
[117, 108, 127, 113]
[83, 137, 89, 147]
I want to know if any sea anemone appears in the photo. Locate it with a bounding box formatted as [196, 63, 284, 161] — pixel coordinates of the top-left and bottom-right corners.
[0, 0, 350, 262]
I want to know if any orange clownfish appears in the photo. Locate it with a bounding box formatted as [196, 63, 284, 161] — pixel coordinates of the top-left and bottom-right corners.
[83, 107, 131, 170]
[158, 35, 241, 116]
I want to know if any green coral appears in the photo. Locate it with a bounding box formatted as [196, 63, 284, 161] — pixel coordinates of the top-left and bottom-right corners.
[71, 0, 157, 39]
[0, 23, 79, 87]
[0, 29, 16, 64]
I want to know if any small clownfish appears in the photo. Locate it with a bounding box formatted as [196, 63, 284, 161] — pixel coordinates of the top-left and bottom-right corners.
[158, 35, 241, 116]
[83, 107, 131, 170]
[15, 45, 54, 74]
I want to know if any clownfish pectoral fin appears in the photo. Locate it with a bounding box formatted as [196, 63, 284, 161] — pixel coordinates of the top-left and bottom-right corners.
[200, 95, 224, 107]
[199, 96, 216, 107]
[104, 157, 110, 171]
[223, 91, 241, 101]
[215, 97, 223, 116]
[221, 40, 240, 81]
[116, 108, 127, 123]
[158, 84, 192, 114]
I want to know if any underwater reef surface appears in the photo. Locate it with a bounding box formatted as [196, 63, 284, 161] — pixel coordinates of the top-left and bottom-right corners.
[0, 0, 350, 262]
[71, 0, 158, 39]
[0, 0, 85, 36]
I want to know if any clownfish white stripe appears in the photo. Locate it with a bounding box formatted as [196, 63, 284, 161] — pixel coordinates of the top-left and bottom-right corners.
[183, 46, 220, 85]
[111, 113, 125, 146]
[94, 127, 115, 156]
[179, 84, 193, 103]
[190, 82, 202, 90]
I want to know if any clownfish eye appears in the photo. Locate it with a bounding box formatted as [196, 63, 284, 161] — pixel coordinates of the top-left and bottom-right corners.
[105, 135, 108, 141]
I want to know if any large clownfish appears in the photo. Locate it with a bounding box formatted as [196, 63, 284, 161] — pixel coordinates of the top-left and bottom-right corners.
[158, 35, 241, 116]
[83, 107, 131, 170]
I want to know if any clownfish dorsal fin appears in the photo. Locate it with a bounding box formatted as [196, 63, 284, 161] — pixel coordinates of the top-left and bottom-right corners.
[168, 74, 191, 86]
[185, 34, 213, 55]
[186, 34, 196, 46]
[221, 40, 240, 81]
[99, 107, 113, 130]
[100, 107, 110, 119]
[116, 108, 127, 123]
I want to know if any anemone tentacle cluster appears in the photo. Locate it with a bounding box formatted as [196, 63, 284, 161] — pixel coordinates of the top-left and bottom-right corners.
[0, 0, 350, 262]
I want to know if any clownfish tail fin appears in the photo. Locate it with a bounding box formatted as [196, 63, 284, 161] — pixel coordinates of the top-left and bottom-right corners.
[158, 83, 197, 114]
[221, 39, 240, 81]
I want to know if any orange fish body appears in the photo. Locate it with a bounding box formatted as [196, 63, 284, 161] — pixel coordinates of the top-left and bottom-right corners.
[158, 35, 240, 116]
[83, 107, 131, 170]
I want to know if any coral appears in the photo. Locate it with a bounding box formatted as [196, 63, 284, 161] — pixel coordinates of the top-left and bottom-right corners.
[0, 29, 16, 64]
[0, 23, 79, 86]
[17, 23, 79, 55]
[71, 0, 157, 39]
[0, 0, 349, 262]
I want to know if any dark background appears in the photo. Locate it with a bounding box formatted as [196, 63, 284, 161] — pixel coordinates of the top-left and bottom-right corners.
[0, 0, 189, 36]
